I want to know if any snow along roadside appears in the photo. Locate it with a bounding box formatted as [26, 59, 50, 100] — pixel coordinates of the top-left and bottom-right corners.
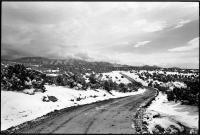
[1, 85, 146, 131]
[133, 88, 159, 134]
[143, 92, 199, 133]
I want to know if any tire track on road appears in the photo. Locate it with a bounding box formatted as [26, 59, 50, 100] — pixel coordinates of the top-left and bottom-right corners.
[51, 105, 106, 133]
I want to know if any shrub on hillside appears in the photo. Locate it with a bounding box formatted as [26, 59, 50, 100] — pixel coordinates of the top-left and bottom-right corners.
[1, 64, 46, 92]
[166, 80, 199, 105]
[89, 74, 97, 84]
[166, 91, 175, 101]
[42, 95, 58, 102]
[103, 80, 115, 92]
[54, 73, 88, 90]
[119, 83, 128, 93]
[148, 81, 153, 87]
[56, 75, 65, 86]
[127, 83, 137, 92]
[44, 76, 56, 85]
[103, 81, 110, 92]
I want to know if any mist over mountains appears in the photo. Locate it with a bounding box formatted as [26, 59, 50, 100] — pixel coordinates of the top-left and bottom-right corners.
[2, 56, 183, 70]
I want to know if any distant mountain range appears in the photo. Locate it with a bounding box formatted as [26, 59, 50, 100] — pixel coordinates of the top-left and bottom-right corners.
[1, 56, 165, 69]
[1, 56, 121, 68]
[141, 65, 162, 69]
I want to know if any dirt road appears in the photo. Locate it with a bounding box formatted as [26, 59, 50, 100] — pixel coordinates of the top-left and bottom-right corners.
[13, 88, 156, 134]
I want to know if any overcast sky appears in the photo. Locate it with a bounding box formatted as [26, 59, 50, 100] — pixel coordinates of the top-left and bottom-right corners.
[2, 2, 199, 69]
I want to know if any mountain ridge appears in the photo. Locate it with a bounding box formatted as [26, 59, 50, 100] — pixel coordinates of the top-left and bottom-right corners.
[1, 56, 163, 69]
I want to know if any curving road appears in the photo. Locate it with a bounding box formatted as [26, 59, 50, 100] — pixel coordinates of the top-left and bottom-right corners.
[14, 88, 156, 134]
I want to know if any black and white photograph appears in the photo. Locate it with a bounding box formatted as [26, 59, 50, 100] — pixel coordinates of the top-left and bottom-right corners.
[1, 1, 199, 134]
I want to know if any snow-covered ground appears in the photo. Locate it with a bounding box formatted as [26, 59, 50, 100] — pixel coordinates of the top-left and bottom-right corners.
[1, 85, 146, 131]
[100, 71, 131, 84]
[168, 81, 187, 89]
[143, 92, 199, 133]
[46, 69, 59, 73]
[46, 73, 60, 77]
[122, 70, 189, 90]
[121, 71, 148, 86]
[165, 71, 197, 76]
[140, 70, 197, 77]
[83, 73, 91, 83]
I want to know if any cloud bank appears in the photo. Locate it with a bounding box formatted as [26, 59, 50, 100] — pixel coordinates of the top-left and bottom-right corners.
[134, 41, 151, 48]
[174, 19, 191, 29]
[2, 2, 199, 69]
[168, 37, 199, 52]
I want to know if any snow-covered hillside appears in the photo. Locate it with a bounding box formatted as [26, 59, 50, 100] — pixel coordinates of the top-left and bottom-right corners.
[143, 92, 199, 133]
[100, 71, 131, 84]
[1, 85, 146, 131]
[121, 71, 148, 86]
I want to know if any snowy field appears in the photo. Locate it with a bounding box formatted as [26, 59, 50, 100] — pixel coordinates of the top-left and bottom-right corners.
[120, 71, 148, 86]
[1, 85, 146, 131]
[143, 92, 199, 133]
[144, 70, 197, 76]
[122, 70, 188, 90]
[46, 73, 60, 77]
[100, 71, 131, 84]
